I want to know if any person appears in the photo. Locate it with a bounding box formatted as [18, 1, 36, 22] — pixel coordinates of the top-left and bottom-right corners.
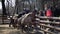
[44, 4, 48, 16]
[9, 16, 14, 27]
[24, 8, 30, 14]
[13, 14, 18, 28]
[39, 10, 44, 16]
[18, 8, 30, 18]
[54, 5, 60, 17]
[18, 11, 25, 18]
[46, 8, 52, 17]
[31, 9, 38, 27]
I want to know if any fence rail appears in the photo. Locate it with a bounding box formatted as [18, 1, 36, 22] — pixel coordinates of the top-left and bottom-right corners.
[38, 16, 60, 20]
[36, 16, 60, 34]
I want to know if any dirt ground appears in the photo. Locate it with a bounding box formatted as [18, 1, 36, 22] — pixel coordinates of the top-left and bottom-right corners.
[0, 25, 20, 34]
[0, 25, 43, 34]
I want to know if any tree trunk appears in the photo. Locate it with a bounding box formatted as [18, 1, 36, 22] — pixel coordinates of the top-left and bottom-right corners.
[1, 0, 6, 24]
[1, 0, 7, 15]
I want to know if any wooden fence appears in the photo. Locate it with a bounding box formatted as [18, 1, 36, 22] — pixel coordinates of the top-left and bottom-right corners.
[36, 16, 60, 34]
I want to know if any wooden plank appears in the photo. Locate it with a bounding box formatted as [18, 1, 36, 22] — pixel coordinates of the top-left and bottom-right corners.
[39, 24, 60, 31]
[37, 16, 60, 20]
[39, 28, 55, 34]
[39, 20, 60, 25]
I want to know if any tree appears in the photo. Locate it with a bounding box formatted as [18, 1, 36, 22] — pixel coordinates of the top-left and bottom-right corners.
[1, 0, 7, 24]
[1, 0, 7, 15]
